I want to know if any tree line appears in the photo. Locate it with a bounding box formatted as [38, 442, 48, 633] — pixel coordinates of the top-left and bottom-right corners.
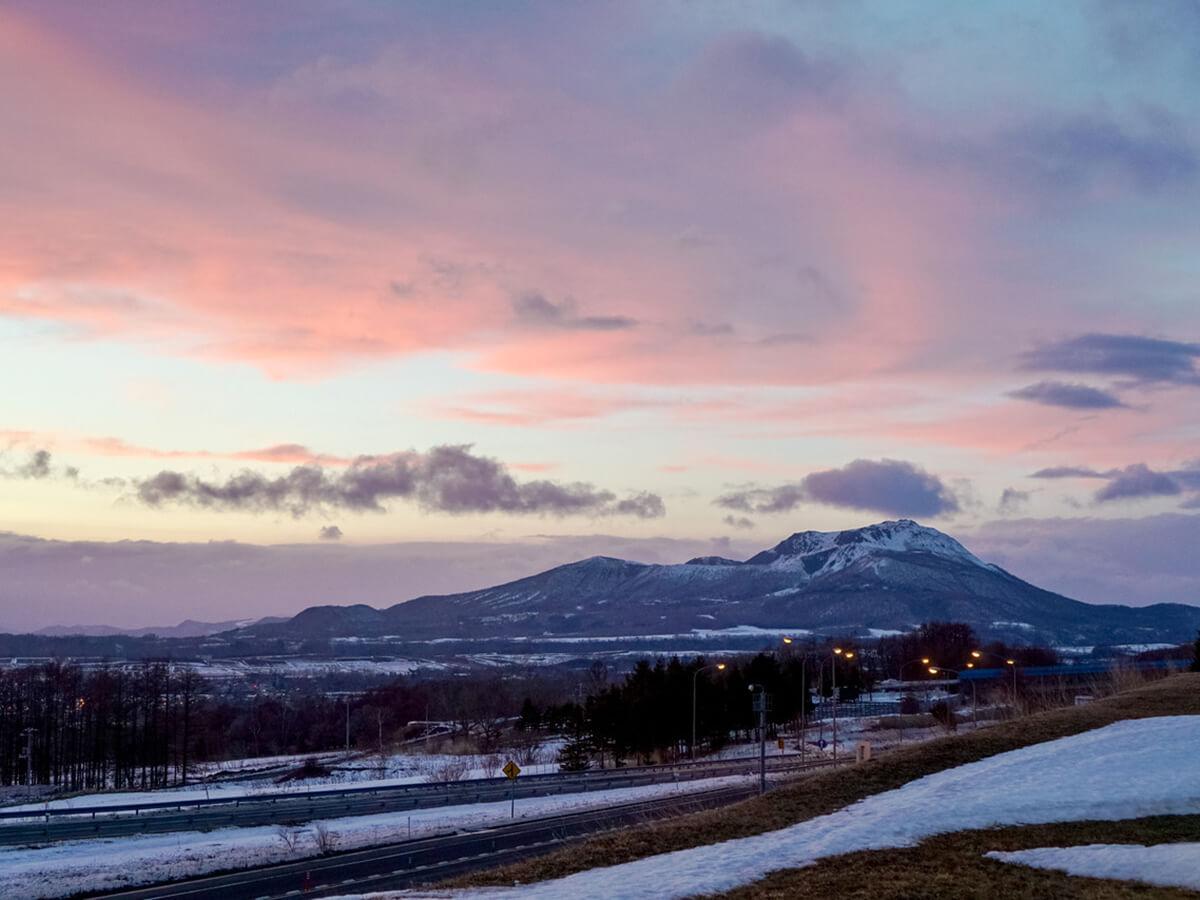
[0, 662, 560, 789]
[0, 622, 1085, 790]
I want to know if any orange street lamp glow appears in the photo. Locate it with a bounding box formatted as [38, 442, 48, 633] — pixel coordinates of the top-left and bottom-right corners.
[844, 651, 855, 660]
[717, 662, 726, 670]
[782, 637, 793, 644]
[833, 647, 843, 655]
[1006, 659, 1016, 665]
[920, 657, 930, 665]
[971, 650, 982, 659]
[928, 666, 939, 675]
[966, 662, 975, 669]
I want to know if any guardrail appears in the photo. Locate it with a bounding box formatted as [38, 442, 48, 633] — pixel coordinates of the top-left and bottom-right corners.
[0, 755, 850, 845]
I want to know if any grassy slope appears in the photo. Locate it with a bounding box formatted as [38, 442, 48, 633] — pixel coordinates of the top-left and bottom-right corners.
[454, 673, 1200, 889]
[728, 816, 1200, 899]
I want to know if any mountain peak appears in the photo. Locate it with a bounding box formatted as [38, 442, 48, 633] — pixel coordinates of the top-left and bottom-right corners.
[746, 519, 984, 571]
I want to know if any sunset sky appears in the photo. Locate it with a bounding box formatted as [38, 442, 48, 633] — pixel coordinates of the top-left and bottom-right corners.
[2, 2, 1198, 628]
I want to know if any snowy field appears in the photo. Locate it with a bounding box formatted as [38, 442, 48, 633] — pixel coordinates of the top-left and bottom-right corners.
[3, 746, 564, 815]
[381, 715, 1200, 899]
[987, 843, 1200, 892]
[0, 775, 753, 898]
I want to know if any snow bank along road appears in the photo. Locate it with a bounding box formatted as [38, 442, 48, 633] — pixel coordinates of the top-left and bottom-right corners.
[411, 715, 1200, 900]
[79, 783, 756, 899]
[0, 754, 846, 845]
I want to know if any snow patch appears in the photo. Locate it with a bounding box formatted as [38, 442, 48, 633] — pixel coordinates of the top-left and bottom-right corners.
[987, 843, 1200, 891]
[422, 715, 1200, 899]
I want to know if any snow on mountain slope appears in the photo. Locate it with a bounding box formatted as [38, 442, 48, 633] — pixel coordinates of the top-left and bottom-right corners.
[746, 519, 988, 577]
[250, 519, 1200, 645]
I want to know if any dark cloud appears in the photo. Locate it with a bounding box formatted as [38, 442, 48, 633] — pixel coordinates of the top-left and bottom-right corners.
[388, 280, 416, 299]
[133, 444, 664, 519]
[1008, 380, 1127, 409]
[612, 492, 666, 518]
[318, 525, 343, 541]
[512, 292, 637, 332]
[1030, 466, 1113, 479]
[18, 449, 52, 479]
[722, 514, 756, 530]
[1094, 463, 1182, 502]
[1000, 115, 1198, 192]
[3, 449, 78, 481]
[803, 459, 960, 516]
[715, 459, 959, 518]
[1021, 333, 1200, 386]
[678, 32, 849, 127]
[998, 488, 1031, 513]
[1031, 460, 1200, 506]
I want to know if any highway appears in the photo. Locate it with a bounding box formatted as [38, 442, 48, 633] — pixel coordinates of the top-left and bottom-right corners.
[0, 753, 846, 845]
[88, 783, 758, 899]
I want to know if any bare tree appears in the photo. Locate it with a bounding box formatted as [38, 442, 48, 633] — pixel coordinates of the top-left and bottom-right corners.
[275, 824, 304, 854]
[313, 822, 338, 854]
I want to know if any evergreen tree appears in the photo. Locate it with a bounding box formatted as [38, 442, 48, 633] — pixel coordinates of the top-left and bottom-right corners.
[516, 697, 541, 731]
[557, 729, 592, 772]
[1191, 631, 1200, 673]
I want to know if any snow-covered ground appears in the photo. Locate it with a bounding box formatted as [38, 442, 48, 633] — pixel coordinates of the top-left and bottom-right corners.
[0, 775, 754, 899]
[175, 658, 452, 678]
[5, 746, 564, 815]
[988, 843, 1200, 891]
[388, 715, 1200, 899]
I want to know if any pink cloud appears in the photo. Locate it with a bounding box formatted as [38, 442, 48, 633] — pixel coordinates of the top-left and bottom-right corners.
[0, 8, 1038, 392]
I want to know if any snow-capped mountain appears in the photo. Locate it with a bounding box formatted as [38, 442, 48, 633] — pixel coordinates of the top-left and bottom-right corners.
[254, 520, 1200, 646]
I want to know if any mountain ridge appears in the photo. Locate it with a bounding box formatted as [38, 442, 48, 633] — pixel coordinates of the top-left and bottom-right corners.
[243, 520, 1200, 646]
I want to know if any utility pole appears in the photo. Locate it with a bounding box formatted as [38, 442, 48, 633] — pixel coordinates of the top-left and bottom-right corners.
[832, 661, 838, 762]
[21, 727, 35, 800]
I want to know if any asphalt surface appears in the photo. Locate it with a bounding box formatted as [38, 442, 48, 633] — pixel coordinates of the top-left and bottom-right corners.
[87, 783, 759, 899]
[0, 754, 842, 845]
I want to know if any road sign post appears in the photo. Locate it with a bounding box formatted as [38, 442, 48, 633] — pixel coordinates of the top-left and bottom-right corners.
[503, 759, 521, 818]
[749, 686, 769, 795]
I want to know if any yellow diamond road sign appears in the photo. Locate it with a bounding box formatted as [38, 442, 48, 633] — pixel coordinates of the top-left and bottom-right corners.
[503, 760, 521, 780]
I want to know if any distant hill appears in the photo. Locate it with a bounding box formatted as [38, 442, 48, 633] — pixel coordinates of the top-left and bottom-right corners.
[36, 617, 283, 639]
[241, 520, 1200, 646]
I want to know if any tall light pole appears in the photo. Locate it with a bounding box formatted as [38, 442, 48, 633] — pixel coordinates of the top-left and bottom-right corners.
[691, 662, 726, 761]
[831, 647, 855, 762]
[970, 650, 1019, 715]
[928, 667, 977, 729]
[781, 637, 806, 756]
[21, 727, 35, 800]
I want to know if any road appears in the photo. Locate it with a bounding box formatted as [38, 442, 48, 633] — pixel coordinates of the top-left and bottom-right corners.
[88, 783, 757, 899]
[0, 754, 845, 845]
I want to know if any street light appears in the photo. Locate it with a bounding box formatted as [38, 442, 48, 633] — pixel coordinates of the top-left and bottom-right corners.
[831, 647, 855, 762]
[691, 662, 726, 760]
[778, 637, 804, 756]
[928, 667, 978, 728]
[970, 649, 1020, 711]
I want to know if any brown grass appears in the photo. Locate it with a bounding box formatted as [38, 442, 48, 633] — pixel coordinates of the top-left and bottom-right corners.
[725, 815, 1200, 899]
[452, 672, 1200, 888]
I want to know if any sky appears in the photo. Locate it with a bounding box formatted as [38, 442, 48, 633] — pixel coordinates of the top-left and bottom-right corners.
[1, 1, 1199, 629]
